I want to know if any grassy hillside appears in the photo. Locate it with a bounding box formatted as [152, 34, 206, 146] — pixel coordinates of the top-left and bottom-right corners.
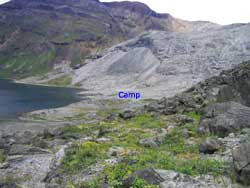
[0, 0, 182, 79]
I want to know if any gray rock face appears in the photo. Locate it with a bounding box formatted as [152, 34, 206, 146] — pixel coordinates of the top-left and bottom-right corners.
[232, 143, 250, 185]
[145, 93, 198, 115]
[44, 144, 71, 183]
[73, 24, 250, 99]
[8, 145, 49, 155]
[199, 102, 250, 137]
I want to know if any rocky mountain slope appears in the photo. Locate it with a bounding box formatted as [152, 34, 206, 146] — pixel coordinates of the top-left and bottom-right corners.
[73, 23, 250, 98]
[0, 0, 195, 79]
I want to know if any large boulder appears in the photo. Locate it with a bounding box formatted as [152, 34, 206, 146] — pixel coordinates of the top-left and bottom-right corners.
[122, 168, 165, 187]
[232, 143, 250, 185]
[198, 102, 250, 137]
[199, 138, 222, 154]
[157, 170, 209, 188]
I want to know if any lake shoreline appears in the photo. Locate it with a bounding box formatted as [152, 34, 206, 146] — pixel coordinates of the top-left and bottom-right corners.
[0, 79, 83, 119]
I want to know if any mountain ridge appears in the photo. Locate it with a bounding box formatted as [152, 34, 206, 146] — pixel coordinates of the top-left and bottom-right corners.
[0, 0, 200, 79]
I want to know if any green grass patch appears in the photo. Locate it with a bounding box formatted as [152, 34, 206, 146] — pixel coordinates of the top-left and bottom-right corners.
[127, 113, 164, 129]
[185, 111, 201, 121]
[102, 163, 159, 188]
[61, 141, 108, 174]
[0, 49, 55, 79]
[124, 149, 224, 176]
[60, 124, 96, 137]
[46, 75, 72, 86]
[60, 111, 227, 186]
[0, 175, 31, 185]
[0, 149, 6, 163]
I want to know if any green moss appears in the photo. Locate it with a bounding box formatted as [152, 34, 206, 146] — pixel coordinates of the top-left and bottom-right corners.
[0, 149, 6, 163]
[61, 124, 94, 135]
[0, 175, 31, 184]
[132, 178, 159, 188]
[46, 75, 72, 86]
[128, 113, 164, 129]
[0, 49, 55, 79]
[61, 142, 108, 173]
[96, 108, 119, 118]
[82, 178, 102, 188]
[185, 111, 201, 121]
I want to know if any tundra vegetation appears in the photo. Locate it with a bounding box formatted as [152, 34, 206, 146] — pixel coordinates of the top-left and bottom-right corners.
[60, 110, 226, 188]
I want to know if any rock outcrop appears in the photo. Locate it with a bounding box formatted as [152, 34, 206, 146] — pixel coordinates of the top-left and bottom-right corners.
[232, 143, 250, 185]
[122, 169, 246, 188]
[199, 102, 250, 137]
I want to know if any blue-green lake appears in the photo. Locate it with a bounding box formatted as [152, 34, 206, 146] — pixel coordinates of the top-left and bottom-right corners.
[0, 79, 82, 119]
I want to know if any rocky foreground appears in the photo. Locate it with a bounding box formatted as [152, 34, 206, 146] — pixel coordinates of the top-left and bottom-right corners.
[1, 62, 250, 188]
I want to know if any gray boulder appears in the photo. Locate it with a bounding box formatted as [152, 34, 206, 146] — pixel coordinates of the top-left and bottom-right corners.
[122, 168, 165, 187]
[157, 170, 208, 188]
[119, 110, 136, 120]
[199, 138, 222, 154]
[199, 102, 250, 137]
[139, 130, 167, 148]
[232, 143, 250, 185]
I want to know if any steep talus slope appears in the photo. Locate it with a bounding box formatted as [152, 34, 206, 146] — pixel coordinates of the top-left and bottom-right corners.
[0, 0, 192, 79]
[146, 61, 250, 115]
[73, 23, 250, 98]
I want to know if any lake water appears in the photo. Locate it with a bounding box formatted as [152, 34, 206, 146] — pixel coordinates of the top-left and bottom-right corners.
[0, 79, 82, 119]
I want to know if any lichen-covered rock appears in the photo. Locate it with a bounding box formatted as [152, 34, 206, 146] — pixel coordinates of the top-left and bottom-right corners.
[199, 102, 250, 137]
[232, 143, 250, 185]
